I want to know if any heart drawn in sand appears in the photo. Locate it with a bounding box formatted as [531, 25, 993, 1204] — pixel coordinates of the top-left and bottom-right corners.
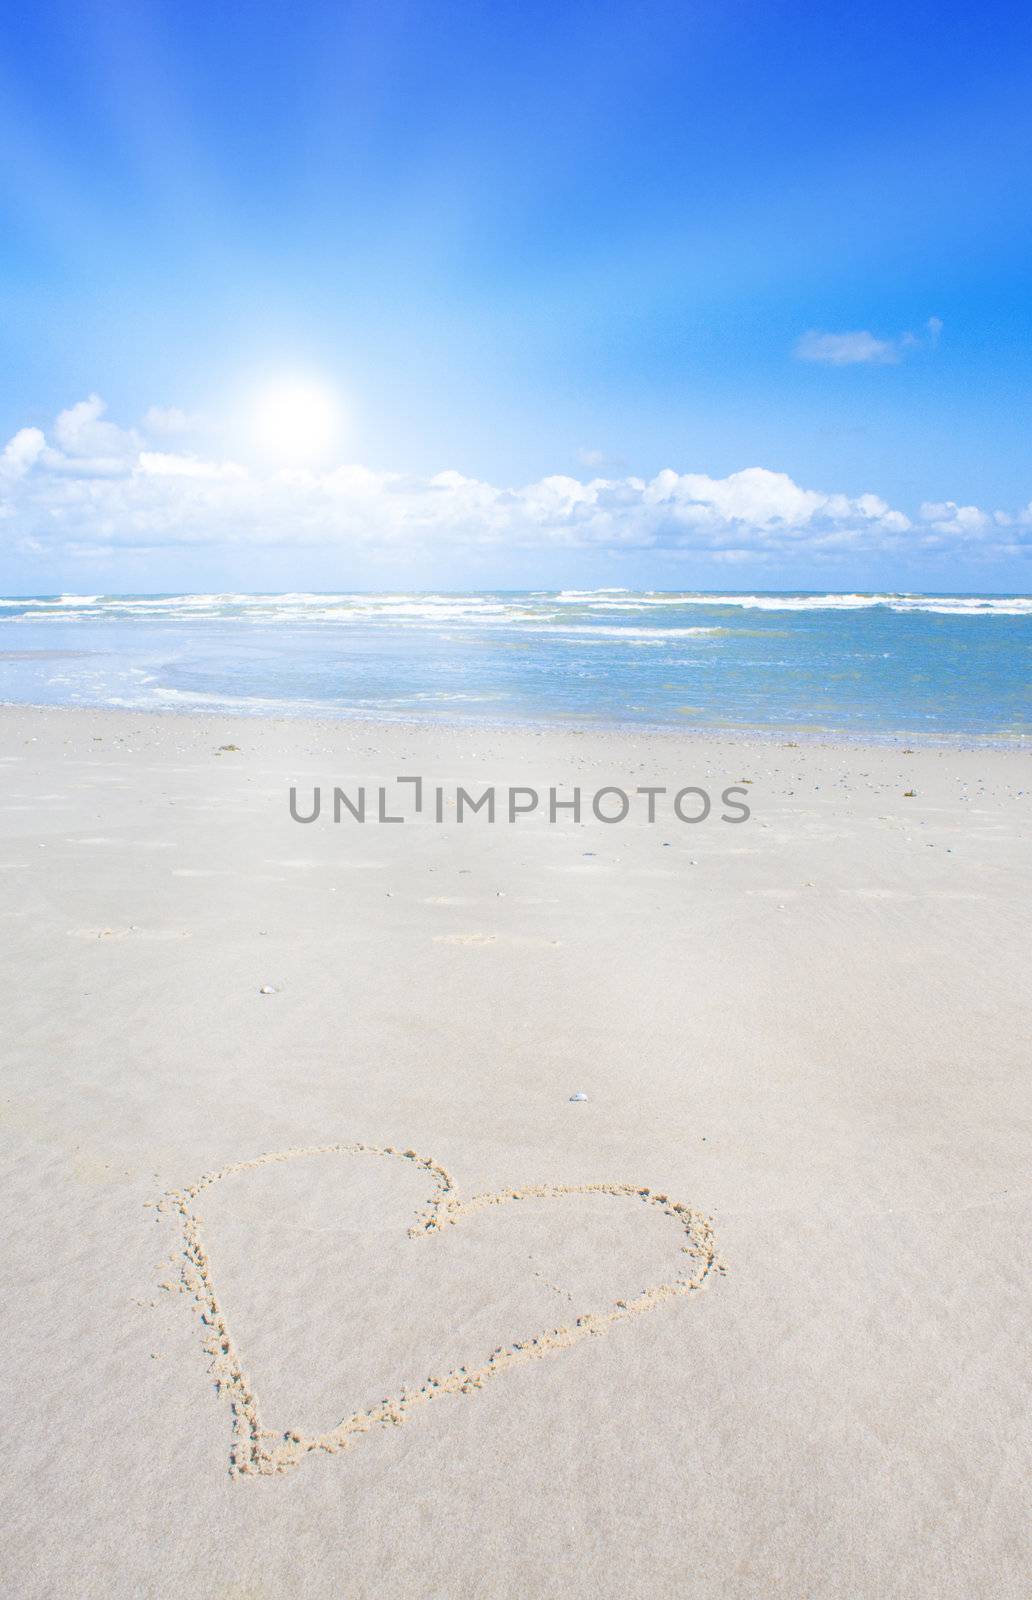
[160, 1142, 722, 1478]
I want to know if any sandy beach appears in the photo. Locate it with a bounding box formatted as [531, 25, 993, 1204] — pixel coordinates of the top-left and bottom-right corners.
[2, 703, 1029, 1598]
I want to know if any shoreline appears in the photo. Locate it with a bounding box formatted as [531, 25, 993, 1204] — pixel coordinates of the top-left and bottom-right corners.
[3, 695, 1030, 753]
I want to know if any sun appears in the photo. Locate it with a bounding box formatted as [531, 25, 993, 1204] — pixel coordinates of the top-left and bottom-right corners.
[251, 377, 342, 463]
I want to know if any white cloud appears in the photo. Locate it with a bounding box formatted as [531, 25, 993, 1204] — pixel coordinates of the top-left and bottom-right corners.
[919, 500, 991, 537]
[795, 330, 899, 366]
[0, 395, 1026, 569]
[795, 317, 944, 367]
[53, 394, 135, 456]
[0, 427, 46, 480]
[137, 451, 245, 481]
[47, 394, 141, 475]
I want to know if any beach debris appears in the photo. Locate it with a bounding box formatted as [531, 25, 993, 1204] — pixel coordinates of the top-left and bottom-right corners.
[569, 1091, 589, 1102]
[217, 744, 240, 753]
[903, 789, 917, 798]
[258, 984, 277, 995]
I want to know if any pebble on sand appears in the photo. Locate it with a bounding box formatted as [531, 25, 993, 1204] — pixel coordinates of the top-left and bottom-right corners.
[569, 1091, 588, 1102]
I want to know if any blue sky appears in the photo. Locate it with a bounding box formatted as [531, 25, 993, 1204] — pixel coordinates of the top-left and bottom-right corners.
[2, 0, 1031, 592]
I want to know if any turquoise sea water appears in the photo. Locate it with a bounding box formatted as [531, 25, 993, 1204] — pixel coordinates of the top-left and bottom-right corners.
[1, 591, 1030, 739]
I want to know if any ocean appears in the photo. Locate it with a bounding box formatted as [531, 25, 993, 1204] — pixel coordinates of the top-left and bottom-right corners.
[1, 591, 1030, 740]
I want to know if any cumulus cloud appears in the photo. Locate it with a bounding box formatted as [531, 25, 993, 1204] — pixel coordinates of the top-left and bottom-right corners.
[919, 500, 991, 537]
[795, 317, 943, 366]
[0, 395, 1026, 568]
[47, 394, 141, 475]
[0, 427, 46, 480]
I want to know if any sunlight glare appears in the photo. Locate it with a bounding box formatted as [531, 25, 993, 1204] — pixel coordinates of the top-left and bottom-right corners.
[251, 378, 342, 463]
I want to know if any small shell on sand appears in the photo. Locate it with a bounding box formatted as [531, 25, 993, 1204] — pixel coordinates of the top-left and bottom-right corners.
[569, 1091, 588, 1102]
[258, 985, 276, 995]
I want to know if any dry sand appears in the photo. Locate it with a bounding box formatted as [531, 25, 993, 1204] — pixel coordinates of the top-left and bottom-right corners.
[1, 704, 1029, 1598]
